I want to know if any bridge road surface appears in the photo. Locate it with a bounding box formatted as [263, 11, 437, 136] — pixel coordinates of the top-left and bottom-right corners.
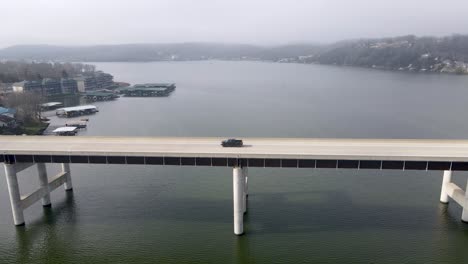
[2, 136, 468, 162]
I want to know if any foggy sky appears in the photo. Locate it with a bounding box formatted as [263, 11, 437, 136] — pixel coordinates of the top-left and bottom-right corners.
[1, 0, 467, 48]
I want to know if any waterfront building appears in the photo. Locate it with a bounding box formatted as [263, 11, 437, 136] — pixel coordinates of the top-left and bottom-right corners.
[60, 78, 78, 94]
[12, 81, 43, 93]
[74, 76, 97, 92]
[95, 71, 114, 89]
[42, 78, 62, 96]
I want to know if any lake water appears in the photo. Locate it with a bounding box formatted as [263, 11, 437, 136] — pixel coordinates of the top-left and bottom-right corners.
[1, 61, 468, 263]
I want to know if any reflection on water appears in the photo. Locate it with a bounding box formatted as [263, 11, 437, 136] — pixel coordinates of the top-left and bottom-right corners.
[15, 192, 76, 264]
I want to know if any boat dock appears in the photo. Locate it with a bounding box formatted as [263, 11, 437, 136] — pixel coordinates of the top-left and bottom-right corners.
[65, 120, 87, 128]
[56, 105, 98, 117]
[118, 83, 176, 97]
[41, 102, 64, 111]
[52, 126, 78, 136]
[83, 91, 119, 101]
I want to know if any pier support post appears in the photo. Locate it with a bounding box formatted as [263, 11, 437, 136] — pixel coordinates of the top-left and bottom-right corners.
[440, 170, 452, 204]
[243, 167, 248, 214]
[4, 164, 24, 226]
[62, 163, 73, 191]
[37, 163, 51, 207]
[462, 179, 468, 223]
[233, 167, 244, 235]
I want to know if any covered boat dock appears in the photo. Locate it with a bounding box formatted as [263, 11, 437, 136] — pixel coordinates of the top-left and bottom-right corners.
[56, 105, 98, 117]
[118, 83, 176, 97]
[52, 126, 78, 136]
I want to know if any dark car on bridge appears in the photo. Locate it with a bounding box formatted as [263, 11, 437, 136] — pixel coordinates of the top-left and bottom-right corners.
[221, 139, 243, 147]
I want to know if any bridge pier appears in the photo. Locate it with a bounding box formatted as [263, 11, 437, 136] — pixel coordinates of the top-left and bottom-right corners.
[37, 163, 51, 207]
[4, 163, 25, 226]
[2, 162, 73, 226]
[440, 170, 452, 204]
[439, 170, 468, 223]
[463, 179, 468, 223]
[243, 167, 248, 214]
[62, 163, 73, 191]
[233, 166, 247, 235]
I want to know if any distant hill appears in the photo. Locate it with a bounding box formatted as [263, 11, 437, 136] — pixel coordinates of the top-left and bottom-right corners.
[1, 35, 468, 74]
[299, 35, 468, 74]
[0, 43, 321, 62]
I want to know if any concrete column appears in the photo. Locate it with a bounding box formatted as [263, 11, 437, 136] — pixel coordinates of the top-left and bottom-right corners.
[244, 167, 248, 197]
[62, 163, 73, 191]
[243, 168, 248, 214]
[233, 167, 244, 235]
[4, 164, 25, 226]
[440, 170, 452, 204]
[37, 163, 51, 207]
[462, 178, 468, 223]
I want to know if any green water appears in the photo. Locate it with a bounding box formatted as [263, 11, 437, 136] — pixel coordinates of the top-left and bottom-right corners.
[1, 61, 468, 263]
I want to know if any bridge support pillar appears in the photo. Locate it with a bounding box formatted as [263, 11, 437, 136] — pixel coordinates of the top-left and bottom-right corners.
[462, 179, 468, 222]
[233, 166, 244, 235]
[440, 170, 452, 204]
[4, 164, 24, 226]
[243, 167, 248, 214]
[37, 163, 51, 207]
[62, 163, 73, 191]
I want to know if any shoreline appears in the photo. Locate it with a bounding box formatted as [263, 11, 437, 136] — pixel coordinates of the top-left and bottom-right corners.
[91, 59, 468, 76]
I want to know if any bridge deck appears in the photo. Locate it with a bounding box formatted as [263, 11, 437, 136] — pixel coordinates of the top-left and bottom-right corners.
[2, 136, 468, 170]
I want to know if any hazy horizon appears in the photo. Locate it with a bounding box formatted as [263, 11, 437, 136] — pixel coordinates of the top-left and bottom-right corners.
[2, 0, 468, 48]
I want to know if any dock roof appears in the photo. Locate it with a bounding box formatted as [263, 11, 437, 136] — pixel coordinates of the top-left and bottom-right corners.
[41, 102, 63, 107]
[84, 91, 117, 97]
[121, 87, 167, 92]
[53, 127, 78, 133]
[56, 105, 97, 112]
[133, 83, 175, 88]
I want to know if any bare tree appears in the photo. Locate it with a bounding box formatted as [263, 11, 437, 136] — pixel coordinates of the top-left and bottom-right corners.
[3, 92, 45, 124]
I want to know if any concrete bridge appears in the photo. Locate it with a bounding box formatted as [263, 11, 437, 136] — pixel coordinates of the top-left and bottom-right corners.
[2, 136, 468, 235]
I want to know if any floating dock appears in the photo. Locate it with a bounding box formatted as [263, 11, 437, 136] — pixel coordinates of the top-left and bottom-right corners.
[41, 102, 64, 111]
[118, 83, 176, 97]
[56, 105, 98, 117]
[52, 126, 78, 136]
[83, 91, 119, 101]
[65, 120, 87, 128]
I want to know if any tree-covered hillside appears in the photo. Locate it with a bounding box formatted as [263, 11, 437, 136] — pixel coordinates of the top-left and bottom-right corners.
[299, 35, 468, 74]
[1, 34, 468, 74]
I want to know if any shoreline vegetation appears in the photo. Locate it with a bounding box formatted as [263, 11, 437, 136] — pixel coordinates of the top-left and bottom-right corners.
[0, 34, 467, 75]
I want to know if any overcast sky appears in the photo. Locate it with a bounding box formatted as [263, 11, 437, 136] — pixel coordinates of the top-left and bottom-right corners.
[1, 0, 467, 48]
